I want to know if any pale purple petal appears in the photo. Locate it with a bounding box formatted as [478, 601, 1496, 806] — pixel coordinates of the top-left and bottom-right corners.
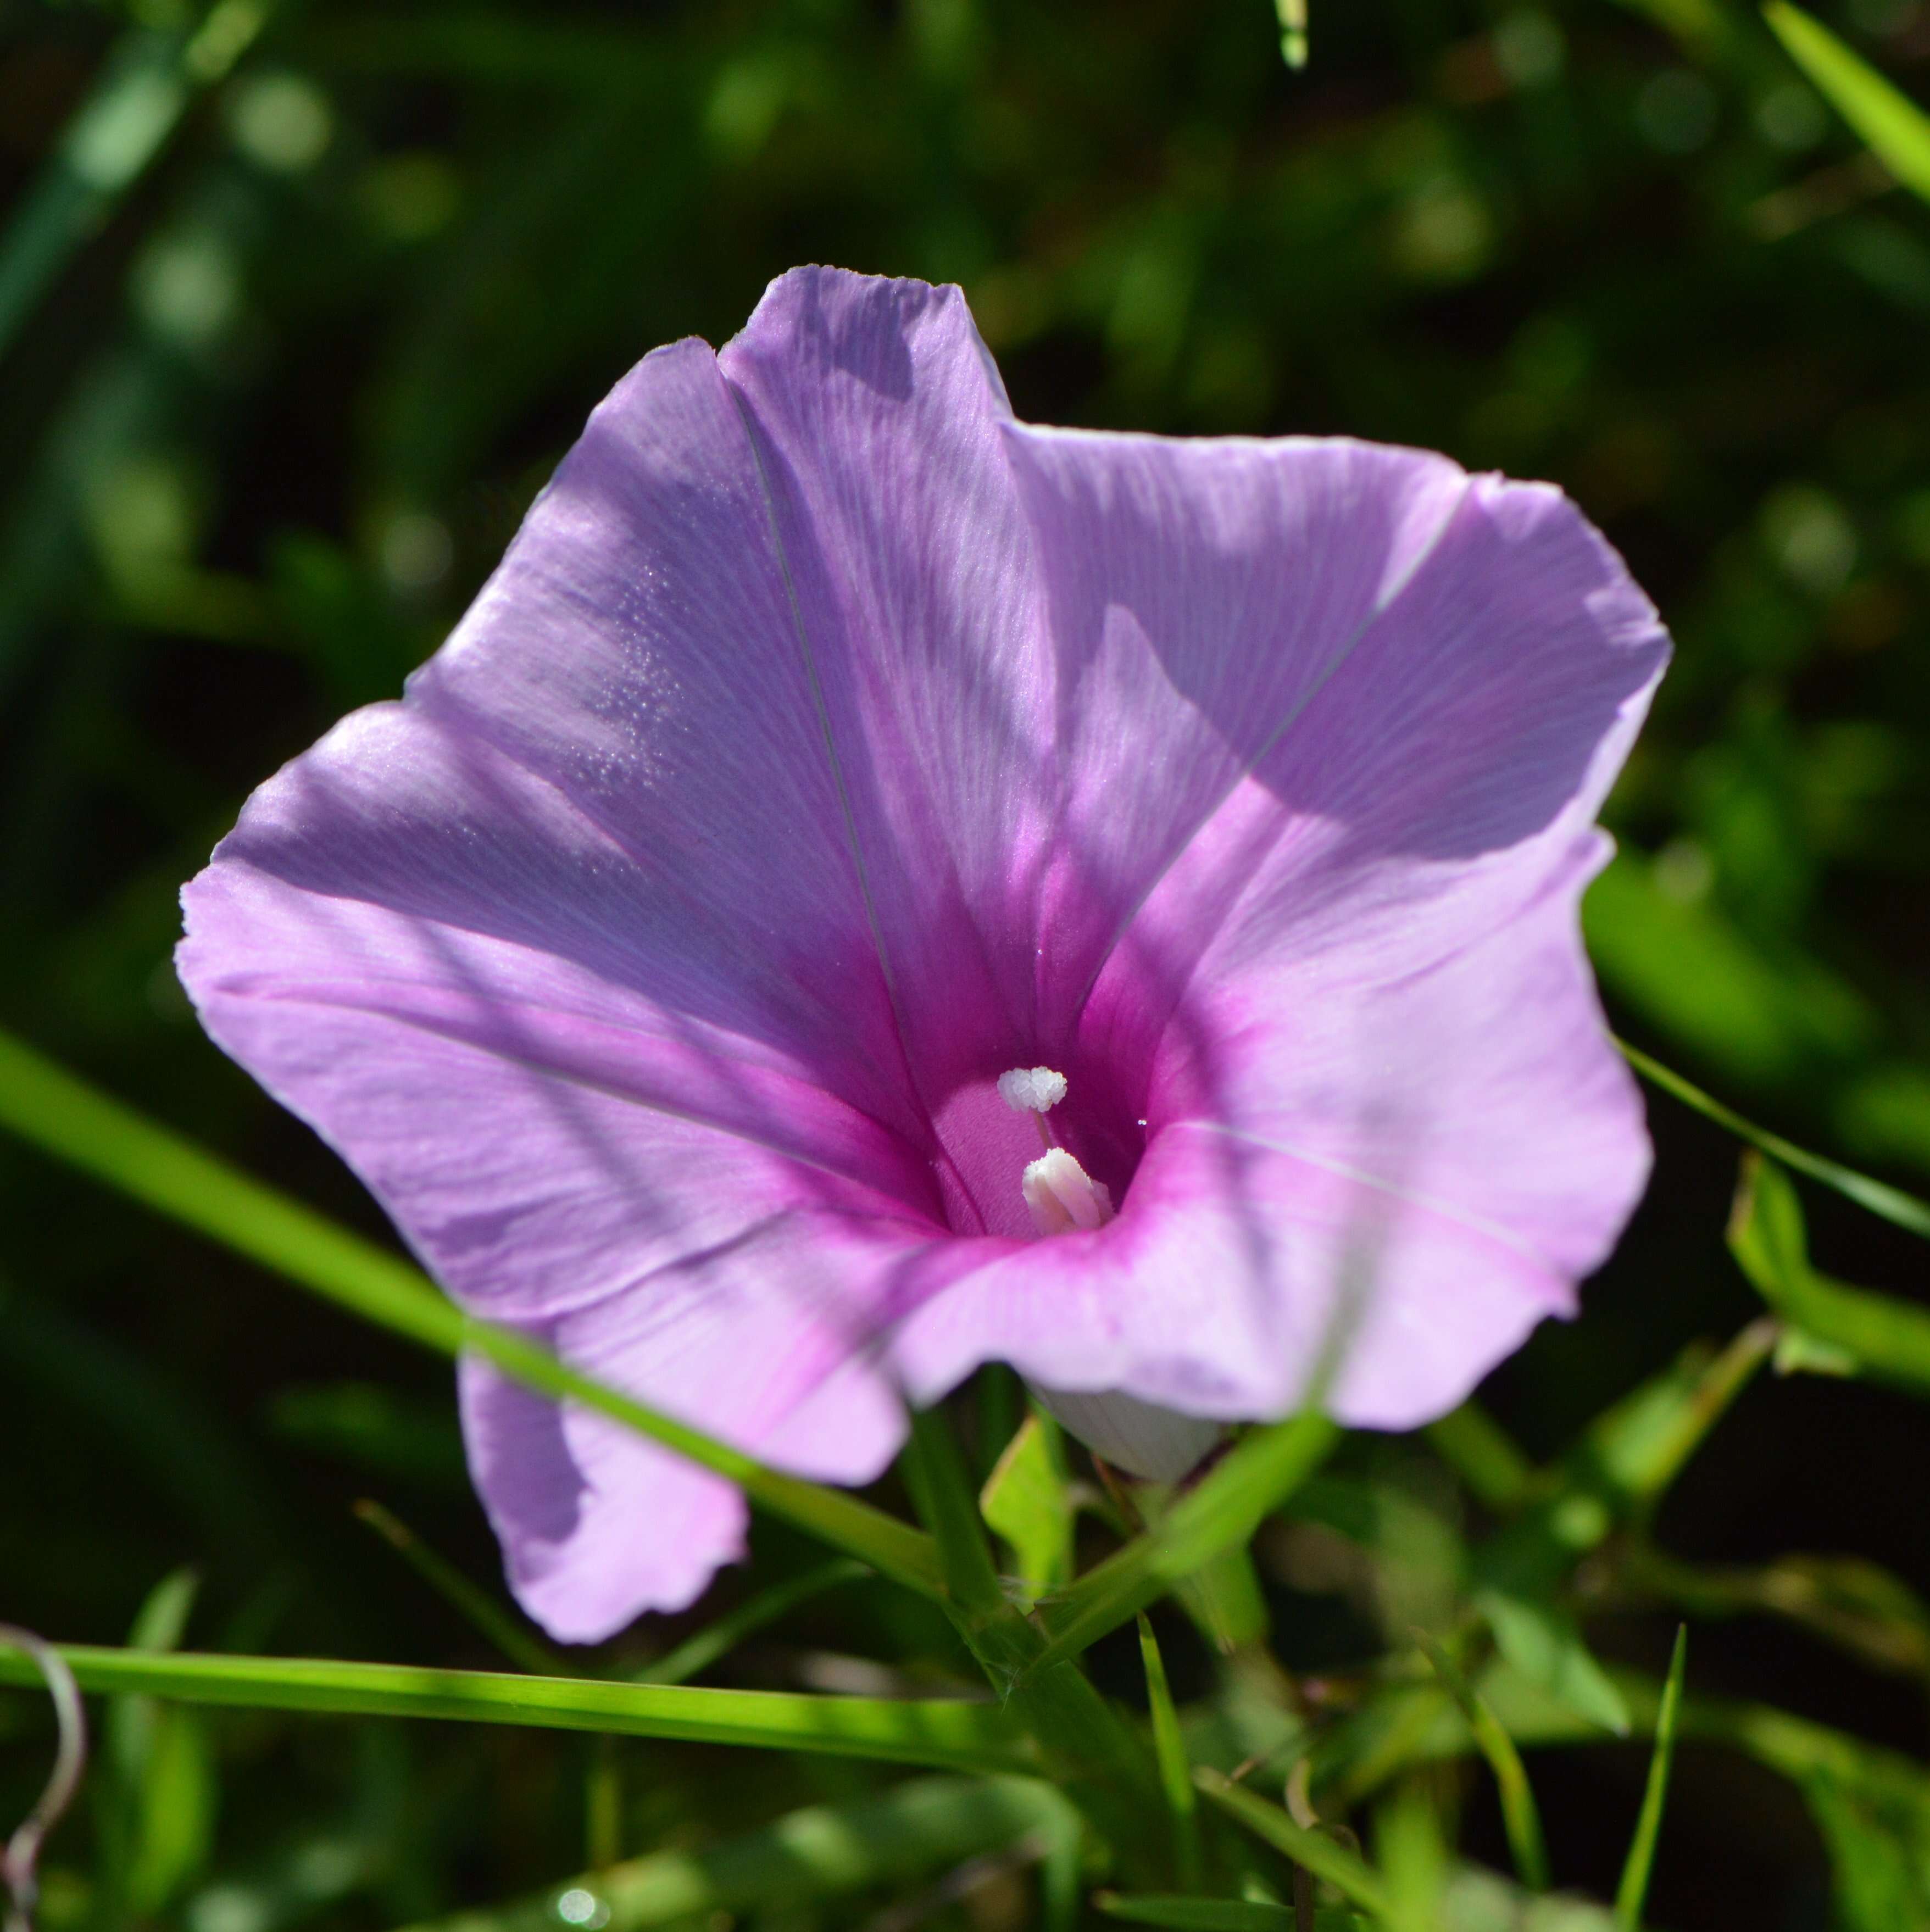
[458, 1204, 951, 1642]
[459, 1350, 747, 1641]
[1000, 424, 1667, 1052]
[178, 692, 966, 1634]
[180, 705, 946, 1321]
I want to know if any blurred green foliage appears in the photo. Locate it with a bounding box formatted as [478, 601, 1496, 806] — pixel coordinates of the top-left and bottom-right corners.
[5, 0, 1930, 1926]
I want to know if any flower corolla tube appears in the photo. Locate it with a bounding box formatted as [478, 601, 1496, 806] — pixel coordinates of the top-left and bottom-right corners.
[179, 268, 1669, 1642]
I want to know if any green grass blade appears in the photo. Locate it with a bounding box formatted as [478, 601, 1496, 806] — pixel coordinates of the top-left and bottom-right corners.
[1137, 1616, 1201, 1890]
[1175, 1543, 1272, 1654]
[127, 1568, 200, 1653]
[393, 1775, 1077, 1932]
[0, 1641, 1035, 1775]
[1617, 1039, 1930, 1239]
[1193, 1769, 1391, 1919]
[1606, 0, 1736, 51]
[900, 1405, 1007, 1621]
[1729, 1153, 1930, 1394]
[1029, 1412, 1338, 1669]
[1615, 1626, 1688, 1928]
[106, 1571, 216, 1914]
[353, 1501, 563, 1675]
[0, 1028, 464, 1348]
[1097, 1897, 1295, 1928]
[632, 1561, 870, 1688]
[1764, 3, 1930, 204]
[981, 1410, 1075, 1601]
[1475, 1591, 1629, 1739]
[1412, 1630, 1549, 1890]
[0, 1028, 946, 1600]
[1424, 1402, 1533, 1513]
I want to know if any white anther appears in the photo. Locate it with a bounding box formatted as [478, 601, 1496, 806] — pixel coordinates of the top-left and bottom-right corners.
[1021, 1148, 1114, 1236]
[998, 1066, 1067, 1114]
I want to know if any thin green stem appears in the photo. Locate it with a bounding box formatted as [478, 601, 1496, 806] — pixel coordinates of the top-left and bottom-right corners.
[1030, 1412, 1338, 1670]
[1411, 1630, 1549, 1890]
[353, 1501, 564, 1676]
[1424, 1402, 1533, 1513]
[1617, 1038, 1930, 1239]
[899, 1405, 1006, 1622]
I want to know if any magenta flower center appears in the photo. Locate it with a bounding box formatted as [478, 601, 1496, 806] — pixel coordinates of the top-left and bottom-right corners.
[926, 1054, 1144, 1242]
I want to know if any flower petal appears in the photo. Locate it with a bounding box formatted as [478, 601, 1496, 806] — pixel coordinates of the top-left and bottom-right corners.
[1000, 426, 1666, 1066]
[457, 1206, 949, 1639]
[408, 326, 923, 1128]
[459, 1348, 746, 1643]
[1005, 428, 1472, 1031]
[719, 270, 1056, 1115]
[181, 703, 945, 1322]
[180, 704, 967, 1637]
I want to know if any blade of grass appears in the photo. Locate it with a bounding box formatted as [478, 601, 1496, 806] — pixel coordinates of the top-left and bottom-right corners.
[980, 1410, 1075, 1602]
[1623, 1543, 1930, 1681]
[632, 1560, 869, 1688]
[898, 1398, 1167, 1842]
[1424, 1402, 1533, 1513]
[0, 1641, 1034, 1776]
[1605, 0, 1737, 55]
[1317, 1647, 1930, 1863]
[1475, 1593, 1628, 1739]
[392, 1775, 1077, 1932]
[1411, 1630, 1549, 1890]
[900, 1406, 1006, 1623]
[1097, 1898, 1294, 1928]
[470, 1332, 946, 1597]
[1764, 3, 1930, 203]
[1729, 1153, 1930, 1395]
[1028, 1411, 1338, 1670]
[1137, 1616, 1201, 1890]
[1614, 1627, 1687, 1929]
[0, 1029, 946, 1600]
[585, 1735, 621, 1870]
[1193, 1769, 1390, 1920]
[1617, 1038, 1930, 1239]
[352, 1501, 563, 1676]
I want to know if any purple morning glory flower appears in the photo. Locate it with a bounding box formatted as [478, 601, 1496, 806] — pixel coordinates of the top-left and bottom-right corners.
[178, 268, 1667, 1643]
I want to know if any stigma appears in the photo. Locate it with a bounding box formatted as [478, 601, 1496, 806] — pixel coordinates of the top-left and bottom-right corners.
[1022, 1148, 1114, 1235]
